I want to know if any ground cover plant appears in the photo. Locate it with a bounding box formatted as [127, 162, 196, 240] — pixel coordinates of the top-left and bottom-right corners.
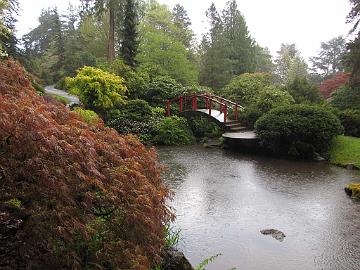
[0, 59, 173, 269]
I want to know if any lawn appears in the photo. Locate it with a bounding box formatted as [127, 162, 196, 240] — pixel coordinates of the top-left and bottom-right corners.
[329, 135, 360, 169]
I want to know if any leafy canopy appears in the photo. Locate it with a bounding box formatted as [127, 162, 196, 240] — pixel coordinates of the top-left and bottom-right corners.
[66, 66, 127, 112]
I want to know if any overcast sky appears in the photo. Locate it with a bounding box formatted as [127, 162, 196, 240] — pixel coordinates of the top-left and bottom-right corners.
[16, 0, 353, 61]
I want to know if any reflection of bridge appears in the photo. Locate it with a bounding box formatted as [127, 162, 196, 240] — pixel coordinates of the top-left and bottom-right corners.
[166, 94, 258, 145]
[165, 94, 246, 132]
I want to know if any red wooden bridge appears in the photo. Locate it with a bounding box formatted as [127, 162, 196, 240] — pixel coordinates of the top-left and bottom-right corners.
[165, 94, 246, 132]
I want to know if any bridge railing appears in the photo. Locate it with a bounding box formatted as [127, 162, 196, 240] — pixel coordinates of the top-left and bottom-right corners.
[165, 94, 243, 124]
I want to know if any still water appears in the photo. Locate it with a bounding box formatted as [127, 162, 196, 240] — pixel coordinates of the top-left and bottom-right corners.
[157, 145, 360, 270]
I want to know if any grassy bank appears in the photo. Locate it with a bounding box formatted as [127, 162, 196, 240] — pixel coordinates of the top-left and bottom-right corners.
[329, 135, 360, 169]
[48, 93, 71, 105]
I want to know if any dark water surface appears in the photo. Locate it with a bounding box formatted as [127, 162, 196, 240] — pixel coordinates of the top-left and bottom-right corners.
[157, 145, 360, 270]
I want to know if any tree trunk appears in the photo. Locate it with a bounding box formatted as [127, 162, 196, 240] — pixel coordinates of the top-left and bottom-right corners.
[107, 7, 115, 63]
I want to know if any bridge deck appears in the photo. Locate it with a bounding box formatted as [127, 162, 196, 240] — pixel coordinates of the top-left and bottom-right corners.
[196, 109, 226, 123]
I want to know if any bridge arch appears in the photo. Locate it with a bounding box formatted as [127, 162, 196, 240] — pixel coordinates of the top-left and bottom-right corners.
[165, 94, 245, 132]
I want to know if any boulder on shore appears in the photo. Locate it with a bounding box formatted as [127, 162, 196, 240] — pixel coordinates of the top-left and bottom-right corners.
[161, 247, 194, 270]
[345, 183, 360, 199]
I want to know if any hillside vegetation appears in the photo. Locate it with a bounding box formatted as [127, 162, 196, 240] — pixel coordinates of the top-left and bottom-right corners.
[0, 60, 173, 269]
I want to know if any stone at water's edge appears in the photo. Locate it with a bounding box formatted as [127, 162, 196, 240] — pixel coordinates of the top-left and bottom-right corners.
[161, 247, 194, 270]
[260, 229, 286, 242]
[345, 183, 360, 199]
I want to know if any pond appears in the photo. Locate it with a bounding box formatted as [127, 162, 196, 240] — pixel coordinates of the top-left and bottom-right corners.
[157, 145, 360, 270]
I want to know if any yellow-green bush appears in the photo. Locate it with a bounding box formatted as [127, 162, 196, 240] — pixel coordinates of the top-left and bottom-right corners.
[66, 67, 127, 112]
[74, 107, 101, 125]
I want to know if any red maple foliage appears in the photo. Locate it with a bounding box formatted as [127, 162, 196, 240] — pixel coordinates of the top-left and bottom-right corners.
[0, 59, 174, 269]
[319, 72, 351, 99]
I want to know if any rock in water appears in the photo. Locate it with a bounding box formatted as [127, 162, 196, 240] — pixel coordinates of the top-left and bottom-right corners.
[161, 247, 194, 270]
[260, 229, 286, 242]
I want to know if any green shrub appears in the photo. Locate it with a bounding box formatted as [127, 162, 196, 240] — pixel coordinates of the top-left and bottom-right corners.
[151, 107, 166, 118]
[188, 116, 222, 139]
[285, 77, 322, 104]
[331, 84, 360, 110]
[338, 109, 360, 137]
[99, 59, 150, 99]
[121, 99, 153, 122]
[106, 105, 165, 143]
[74, 107, 101, 125]
[154, 116, 194, 145]
[241, 86, 294, 128]
[144, 76, 184, 106]
[255, 104, 343, 157]
[107, 114, 155, 137]
[222, 73, 273, 107]
[65, 66, 127, 113]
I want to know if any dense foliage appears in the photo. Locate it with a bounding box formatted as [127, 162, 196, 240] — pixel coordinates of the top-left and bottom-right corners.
[188, 116, 222, 139]
[199, 1, 256, 89]
[319, 72, 351, 99]
[241, 86, 294, 128]
[0, 60, 173, 269]
[66, 66, 127, 113]
[137, 1, 198, 85]
[286, 77, 323, 104]
[144, 76, 184, 106]
[73, 107, 101, 125]
[337, 109, 360, 137]
[255, 105, 342, 157]
[154, 116, 194, 145]
[222, 73, 273, 107]
[331, 84, 360, 110]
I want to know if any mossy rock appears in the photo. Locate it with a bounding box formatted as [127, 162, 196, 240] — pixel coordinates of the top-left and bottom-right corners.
[344, 183, 360, 199]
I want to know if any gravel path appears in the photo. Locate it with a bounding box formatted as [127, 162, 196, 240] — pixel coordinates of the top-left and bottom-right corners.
[45, 85, 79, 105]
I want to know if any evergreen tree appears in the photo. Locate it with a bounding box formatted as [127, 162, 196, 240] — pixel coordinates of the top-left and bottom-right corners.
[81, 0, 125, 63]
[309, 36, 347, 78]
[199, 3, 229, 89]
[222, 0, 255, 75]
[274, 43, 308, 84]
[199, 1, 255, 89]
[172, 4, 192, 48]
[346, 0, 360, 85]
[121, 0, 138, 67]
[137, 1, 198, 84]
[254, 45, 274, 73]
[22, 8, 66, 82]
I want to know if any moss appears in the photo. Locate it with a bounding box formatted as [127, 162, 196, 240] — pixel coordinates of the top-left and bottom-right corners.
[345, 183, 360, 199]
[329, 136, 360, 169]
[5, 198, 22, 208]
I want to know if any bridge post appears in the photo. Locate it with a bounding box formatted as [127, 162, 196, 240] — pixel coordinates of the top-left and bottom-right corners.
[192, 95, 197, 111]
[235, 104, 238, 121]
[166, 100, 170, 116]
[206, 97, 209, 109]
[220, 98, 223, 113]
[179, 96, 183, 112]
[209, 99, 212, 115]
[224, 105, 227, 124]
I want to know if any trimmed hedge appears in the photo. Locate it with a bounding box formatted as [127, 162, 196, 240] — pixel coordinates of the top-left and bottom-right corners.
[337, 109, 360, 137]
[255, 104, 343, 157]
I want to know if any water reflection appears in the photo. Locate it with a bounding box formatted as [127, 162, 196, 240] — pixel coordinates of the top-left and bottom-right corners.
[157, 145, 360, 270]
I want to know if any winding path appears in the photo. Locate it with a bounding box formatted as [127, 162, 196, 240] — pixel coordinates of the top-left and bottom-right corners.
[45, 85, 79, 105]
